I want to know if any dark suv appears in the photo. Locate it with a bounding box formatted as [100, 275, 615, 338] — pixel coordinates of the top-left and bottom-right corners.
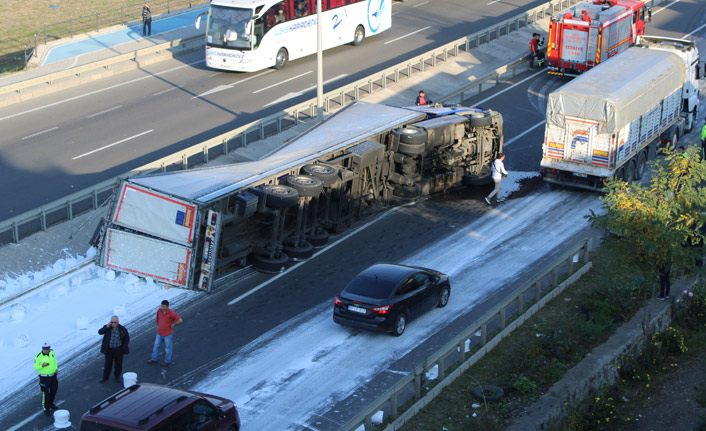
[78, 383, 240, 431]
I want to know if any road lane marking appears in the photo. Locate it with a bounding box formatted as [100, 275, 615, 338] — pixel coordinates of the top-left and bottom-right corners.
[685, 22, 706, 37]
[21, 126, 59, 140]
[504, 120, 545, 147]
[87, 105, 122, 118]
[253, 71, 313, 94]
[413, 1, 429, 7]
[8, 400, 64, 431]
[651, 0, 680, 16]
[72, 129, 154, 160]
[193, 70, 274, 99]
[473, 69, 544, 107]
[263, 73, 348, 107]
[384, 26, 431, 45]
[153, 85, 184, 96]
[0, 60, 204, 122]
[227, 206, 402, 305]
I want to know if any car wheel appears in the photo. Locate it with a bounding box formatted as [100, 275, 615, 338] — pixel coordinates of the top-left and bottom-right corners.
[286, 175, 323, 197]
[352, 25, 365, 46]
[472, 385, 504, 402]
[275, 48, 288, 70]
[301, 164, 338, 186]
[261, 184, 299, 208]
[392, 312, 407, 336]
[437, 285, 450, 308]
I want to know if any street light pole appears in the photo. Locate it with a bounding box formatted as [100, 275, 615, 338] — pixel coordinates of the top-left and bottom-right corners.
[316, 0, 323, 120]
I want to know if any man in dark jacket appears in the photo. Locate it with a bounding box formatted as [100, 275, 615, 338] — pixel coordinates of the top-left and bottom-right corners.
[98, 316, 130, 383]
[141, 3, 152, 37]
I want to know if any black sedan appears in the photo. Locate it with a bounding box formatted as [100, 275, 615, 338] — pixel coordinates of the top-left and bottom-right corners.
[333, 263, 451, 336]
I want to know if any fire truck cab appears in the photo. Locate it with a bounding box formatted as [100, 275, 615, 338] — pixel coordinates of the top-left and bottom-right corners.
[546, 0, 648, 76]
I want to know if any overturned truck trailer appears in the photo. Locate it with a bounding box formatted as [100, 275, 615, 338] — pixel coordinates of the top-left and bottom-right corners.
[99, 102, 503, 290]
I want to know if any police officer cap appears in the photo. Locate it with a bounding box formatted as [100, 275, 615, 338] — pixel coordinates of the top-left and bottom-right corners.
[42, 342, 50, 349]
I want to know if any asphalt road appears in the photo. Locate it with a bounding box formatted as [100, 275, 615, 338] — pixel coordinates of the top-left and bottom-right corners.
[0, 0, 548, 221]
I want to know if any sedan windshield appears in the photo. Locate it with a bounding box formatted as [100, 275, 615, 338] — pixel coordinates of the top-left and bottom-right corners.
[344, 274, 396, 300]
[206, 5, 253, 50]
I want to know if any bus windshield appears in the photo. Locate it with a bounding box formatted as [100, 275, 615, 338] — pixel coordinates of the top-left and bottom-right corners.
[206, 5, 253, 50]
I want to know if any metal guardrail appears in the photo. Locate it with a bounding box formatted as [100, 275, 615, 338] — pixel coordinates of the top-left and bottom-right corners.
[341, 237, 593, 431]
[21, 0, 206, 69]
[0, 0, 580, 246]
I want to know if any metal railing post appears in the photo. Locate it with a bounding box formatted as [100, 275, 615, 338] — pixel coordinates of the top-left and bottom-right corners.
[96, 13, 100, 32]
[12, 222, 19, 243]
[67, 199, 73, 220]
[92, 190, 99, 209]
[41, 210, 47, 231]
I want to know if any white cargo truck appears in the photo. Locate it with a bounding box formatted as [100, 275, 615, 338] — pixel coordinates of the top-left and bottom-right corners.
[541, 36, 701, 190]
[98, 102, 503, 291]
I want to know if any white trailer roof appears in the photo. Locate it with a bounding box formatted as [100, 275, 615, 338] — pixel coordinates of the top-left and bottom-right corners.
[129, 102, 425, 203]
[546, 47, 686, 133]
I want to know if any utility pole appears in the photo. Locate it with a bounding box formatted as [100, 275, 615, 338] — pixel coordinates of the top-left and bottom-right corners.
[316, 0, 323, 120]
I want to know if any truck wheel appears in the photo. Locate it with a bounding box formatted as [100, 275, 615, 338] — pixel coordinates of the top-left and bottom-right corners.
[251, 253, 289, 273]
[301, 164, 338, 186]
[306, 229, 329, 248]
[283, 240, 314, 261]
[469, 112, 493, 127]
[625, 161, 636, 183]
[393, 127, 427, 145]
[670, 130, 678, 149]
[393, 184, 421, 198]
[614, 168, 625, 182]
[286, 175, 323, 197]
[635, 152, 647, 180]
[275, 48, 288, 70]
[262, 185, 299, 207]
[352, 25, 365, 46]
[397, 142, 425, 155]
[472, 385, 504, 402]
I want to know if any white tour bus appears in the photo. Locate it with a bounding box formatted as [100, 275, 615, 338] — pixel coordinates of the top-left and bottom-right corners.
[196, 0, 391, 72]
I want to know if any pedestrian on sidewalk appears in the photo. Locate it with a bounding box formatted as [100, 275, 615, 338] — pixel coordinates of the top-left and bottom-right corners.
[415, 90, 430, 106]
[485, 153, 508, 205]
[34, 342, 59, 416]
[98, 316, 130, 383]
[142, 3, 152, 37]
[529, 33, 544, 69]
[147, 300, 183, 366]
[658, 265, 671, 300]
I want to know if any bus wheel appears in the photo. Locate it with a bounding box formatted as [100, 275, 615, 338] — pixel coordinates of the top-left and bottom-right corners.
[275, 48, 288, 70]
[352, 25, 365, 46]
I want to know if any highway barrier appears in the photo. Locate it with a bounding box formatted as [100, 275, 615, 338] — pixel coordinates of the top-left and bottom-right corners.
[0, 0, 582, 246]
[340, 237, 593, 431]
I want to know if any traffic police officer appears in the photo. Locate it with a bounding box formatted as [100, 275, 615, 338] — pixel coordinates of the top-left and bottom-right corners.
[34, 342, 59, 416]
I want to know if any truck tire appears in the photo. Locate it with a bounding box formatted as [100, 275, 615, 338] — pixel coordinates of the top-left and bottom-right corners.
[625, 161, 636, 183]
[614, 167, 625, 182]
[397, 141, 425, 155]
[283, 240, 314, 261]
[306, 229, 329, 247]
[352, 25, 365, 46]
[469, 112, 493, 127]
[251, 252, 289, 273]
[635, 152, 647, 181]
[392, 127, 426, 145]
[286, 175, 323, 197]
[472, 385, 504, 402]
[262, 185, 299, 207]
[669, 129, 678, 149]
[685, 108, 697, 133]
[301, 164, 338, 186]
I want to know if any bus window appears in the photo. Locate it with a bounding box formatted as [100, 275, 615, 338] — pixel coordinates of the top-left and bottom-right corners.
[254, 1, 287, 48]
[295, 0, 307, 17]
[207, 5, 253, 49]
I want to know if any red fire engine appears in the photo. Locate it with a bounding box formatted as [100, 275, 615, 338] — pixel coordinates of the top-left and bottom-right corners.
[546, 0, 649, 76]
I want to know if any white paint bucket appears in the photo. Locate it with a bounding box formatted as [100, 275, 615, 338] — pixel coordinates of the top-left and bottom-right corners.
[53, 409, 71, 429]
[123, 372, 137, 388]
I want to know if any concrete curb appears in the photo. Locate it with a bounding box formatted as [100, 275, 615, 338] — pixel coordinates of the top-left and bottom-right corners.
[506, 277, 700, 431]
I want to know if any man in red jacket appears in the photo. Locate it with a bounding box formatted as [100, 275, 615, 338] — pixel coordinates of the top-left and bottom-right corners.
[147, 300, 183, 366]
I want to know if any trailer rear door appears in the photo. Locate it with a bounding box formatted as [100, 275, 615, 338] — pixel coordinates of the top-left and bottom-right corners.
[101, 228, 193, 287]
[111, 183, 198, 246]
[565, 118, 597, 163]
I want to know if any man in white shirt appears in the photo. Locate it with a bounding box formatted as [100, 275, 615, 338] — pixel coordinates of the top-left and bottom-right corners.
[485, 153, 508, 205]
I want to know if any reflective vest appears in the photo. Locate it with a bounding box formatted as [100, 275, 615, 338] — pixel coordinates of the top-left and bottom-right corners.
[34, 350, 58, 375]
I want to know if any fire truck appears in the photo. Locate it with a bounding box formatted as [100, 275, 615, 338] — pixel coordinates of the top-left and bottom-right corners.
[546, 0, 649, 76]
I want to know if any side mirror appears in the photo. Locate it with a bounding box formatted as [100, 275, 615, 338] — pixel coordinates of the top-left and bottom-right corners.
[245, 20, 253, 35]
[647, 7, 652, 22]
[195, 12, 207, 30]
